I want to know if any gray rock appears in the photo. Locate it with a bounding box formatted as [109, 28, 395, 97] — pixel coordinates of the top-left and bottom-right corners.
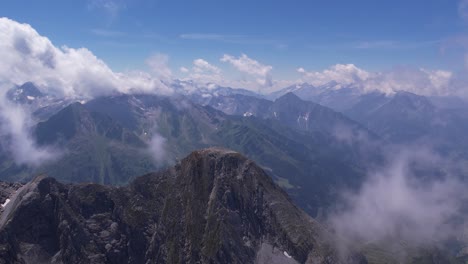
[0, 148, 366, 264]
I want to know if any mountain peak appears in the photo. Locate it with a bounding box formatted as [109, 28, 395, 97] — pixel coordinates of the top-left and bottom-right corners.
[190, 147, 239, 157]
[0, 149, 365, 263]
[276, 92, 302, 103]
[390, 91, 435, 111]
[35, 102, 90, 145]
[7, 82, 44, 103]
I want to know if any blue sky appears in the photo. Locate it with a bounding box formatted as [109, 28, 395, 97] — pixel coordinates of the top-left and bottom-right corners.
[0, 0, 467, 83]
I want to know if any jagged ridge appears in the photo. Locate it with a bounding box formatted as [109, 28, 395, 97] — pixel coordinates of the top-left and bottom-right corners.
[0, 148, 364, 264]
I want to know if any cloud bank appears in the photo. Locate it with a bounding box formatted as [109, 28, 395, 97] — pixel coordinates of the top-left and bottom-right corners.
[3, 17, 461, 98]
[297, 64, 458, 97]
[0, 17, 173, 100]
[329, 147, 467, 255]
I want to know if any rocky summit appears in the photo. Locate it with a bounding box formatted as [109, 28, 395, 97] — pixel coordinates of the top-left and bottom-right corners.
[0, 148, 364, 264]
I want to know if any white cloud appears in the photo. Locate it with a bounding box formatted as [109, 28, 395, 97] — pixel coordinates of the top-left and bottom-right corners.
[193, 59, 221, 74]
[2, 18, 463, 100]
[221, 54, 273, 87]
[146, 53, 173, 82]
[0, 83, 59, 166]
[425, 69, 453, 88]
[329, 148, 467, 256]
[361, 67, 455, 96]
[297, 64, 370, 87]
[0, 17, 173, 99]
[297, 64, 459, 97]
[179, 59, 223, 86]
[297, 67, 306, 74]
[221, 53, 272, 77]
[178, 57, 292, 93]
[147, 132, 167, 164]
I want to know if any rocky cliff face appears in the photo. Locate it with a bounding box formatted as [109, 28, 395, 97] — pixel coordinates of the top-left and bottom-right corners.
[0, 148, 365, 264]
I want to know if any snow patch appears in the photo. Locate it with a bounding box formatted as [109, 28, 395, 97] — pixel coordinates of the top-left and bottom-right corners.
[243, 112, 253, 117]
[283, 251, 292, 258]
[26, 96, 35, 100]
[1, 199, 10, 208]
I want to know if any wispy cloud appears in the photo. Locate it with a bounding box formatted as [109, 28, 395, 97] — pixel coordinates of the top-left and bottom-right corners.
[146, 53, 173, 81]
[180, 33, 245, 41]
[307, 39, 440, 50]
[460, 0, 468, 22]
[180, 33, 283, 46]
[91, 28, 127, 37]
[87, 0, 126, 23]
[355, 39, 441, 50]
[329, 147, 468, 259]
[0, 83, 60, 166]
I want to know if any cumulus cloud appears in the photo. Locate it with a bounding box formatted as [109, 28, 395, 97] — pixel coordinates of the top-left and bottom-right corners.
[189, 59, 222, 84]
[221, 54, 273, 87]
[297, 64, 370, 87]
[362, 67, 454, 96]
[193, 59, 221, 74]
[0, 17, 173, 99]
[297, 64, 459, 97]
[297, 67, 306, 74]
[178, 58, 223, 86]
[220, 54, 272, 76]
[178, 57, 292, 93]
[329, 147, 467, 257]
[0, 83, 59, 166]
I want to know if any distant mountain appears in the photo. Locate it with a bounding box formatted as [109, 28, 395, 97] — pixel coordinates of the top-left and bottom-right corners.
[84, 93, 374, 215]
[347, 91, 435, 142]
[0, 149, 366, 264]
[270, 92, 369, 135]
[172, 80, 261, 105]
[268, 82, 364, 112]
[269, 83, 468, 157]
[344, 91, 468, 156]
[267, 83, 317, 100]
[5, 82, 74, 121]
[209, 92, 377, 142]
[0, 102, 157, 184]
[6, 82, 44, 104]
[208, 93, 272, 117]
[428, 95, 468, 110]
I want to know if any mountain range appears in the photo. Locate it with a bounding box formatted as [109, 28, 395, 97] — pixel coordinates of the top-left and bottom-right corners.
[1, 81, 468, 262]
